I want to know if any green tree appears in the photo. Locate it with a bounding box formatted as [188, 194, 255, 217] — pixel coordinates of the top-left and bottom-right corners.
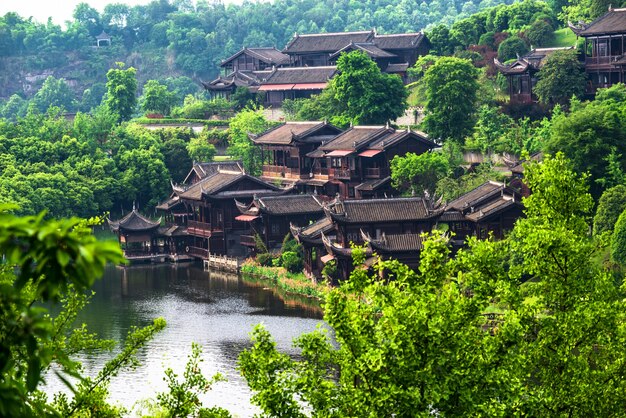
[594, 185, 626, 236]
[611, 208, 626, 265]
[227, 107, 270, 175]
[105, 63, 137, 122]
[422, 57, 480, 142]
[141, 79, 177, 116]
[331, 51, 408, 125]
[32, 76, 77, 113]
[390, 151, 450, 196]
[497, 35, 529, 61]
[187, 136, 217, 163]
[525, 19, 554, 47]
[534, 50, 585, 105]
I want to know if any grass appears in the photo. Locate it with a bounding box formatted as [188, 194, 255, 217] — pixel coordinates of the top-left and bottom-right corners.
[214, 155, 233, 161]
[240, 260, 329, 299]
[543, 28, 578, 48]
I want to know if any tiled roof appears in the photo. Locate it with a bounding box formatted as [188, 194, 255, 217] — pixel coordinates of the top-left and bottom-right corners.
[221, 47, 290, 66]
[438, 210, 466, 222]
[446, 181, 506, 211]
[284, 30, 374, 53]
[108, 209, 161, 232]
[262, 66, 337, 84]
[330, 42, 396, 59]
[368, 130, 436, 150]
[155, 196, 181, 211]
[373, 32, 425, 49]
[576, 8, 626, 36]
[252, 121, 338, 145]
[464, 197, 519, 222]
[291, 217, 335, 243]
[178, 171, 244, 201]
[182, 161, 243, 185]
[355, 177, 391, 191]
[256, 195, 323, 215]
[385, 62, 410, 72]
[319, 126, 389, 151]
[368, 233, 424, 252]
[326, 197, 437, 223]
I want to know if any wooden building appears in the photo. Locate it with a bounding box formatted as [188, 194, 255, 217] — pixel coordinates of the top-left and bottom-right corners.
[314, 125, 439, 199]
[570, 8, 626, 94]
[158, 163, 289, 259]
[440, 180, 523, 244]
[108, 207, 163, 259]
[494, 47, 574, 104]
[257, 66, 338, 106]
[236, 194, 324, 252]
[251, 121, 343, 188]
[290, 217, 335, 280]
[220, 47, 290, 74]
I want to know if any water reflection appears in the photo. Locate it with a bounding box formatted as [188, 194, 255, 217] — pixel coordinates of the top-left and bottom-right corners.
[46, 263, 324, 417]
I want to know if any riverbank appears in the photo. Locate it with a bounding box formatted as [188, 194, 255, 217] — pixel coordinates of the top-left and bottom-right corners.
[240, 260, 329, 301]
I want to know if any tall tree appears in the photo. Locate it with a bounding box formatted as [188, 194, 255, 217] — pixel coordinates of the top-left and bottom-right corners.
[227, 108, 270, 175]
[32, 76, 77, 113]
[331, 51, 408, 125]
[104, 63, 137, 122]
[422, 57, 480, 143]
[534, 50, 586, 105]
[141, 79, 176, 116]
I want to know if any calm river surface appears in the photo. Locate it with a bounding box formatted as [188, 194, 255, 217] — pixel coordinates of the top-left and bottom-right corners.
[46, 263, 324, 417]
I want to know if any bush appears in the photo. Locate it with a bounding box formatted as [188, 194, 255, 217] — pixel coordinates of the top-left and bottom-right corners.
[594, 185, 626, 236]
[281, 251, 303, 273]
[256, 252, 273, 266]
[525, 19, 554, 47]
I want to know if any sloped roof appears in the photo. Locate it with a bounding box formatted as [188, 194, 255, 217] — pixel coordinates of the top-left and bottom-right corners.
[373, 32, 425, 49]
[251, 121, 341, 145]
[446, 181, 506, 211]
[572, 8, 626, 36]
[221, 47, 290, 67]
[385, 62, 410, 73]
[291, 217, 335, 243]
[182, 161, 243, 185]
[256, 195, 323, 215]
[319, 126, 437, 152]
[495, 47, 574, 75]
[284, 30, 375, 53]
[366, 232, 424, 252]
[355, 176, 391, 191]
[108, 209, 161, 232]
[325, 197, 438, 223]
[464, 196, 520, 222]
[330, 42, 396, 59]
[262, 66, 337, 84]
[178, 171, 244, 200]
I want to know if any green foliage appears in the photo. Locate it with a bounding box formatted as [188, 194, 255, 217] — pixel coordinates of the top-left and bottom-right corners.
[32, 76, 77, 113]
[525, 19, 554, 47]
[156, 342, 229, 418]
[105, 63, 137, 122]
[141, 80, 177, 116]
[546, 93, 626, 199]
[594, 185, 626, 236]
[256, 252, 274, 267]
[171, 96, 233, 120]
[331, 51, 408, 125]
[422, 57, 480, 142]
[390, 151, 450, 196]
[230, 86, 257, 111]
[227, 107, 270, 175]
[497, 35, 529, 61]
[611, 208, 626, 266]
[187, 136, 217, 163]
[281, 251, 304, 273]
[436, 163, 505, 201]
[534, 50, 585, 105]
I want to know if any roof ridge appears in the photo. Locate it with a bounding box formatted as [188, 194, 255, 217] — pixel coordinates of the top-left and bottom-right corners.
[374, 32, 422, 37]
[296, 30, 373, 37]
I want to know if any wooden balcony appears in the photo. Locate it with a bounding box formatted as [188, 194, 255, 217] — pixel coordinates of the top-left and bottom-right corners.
[240, 234, 257, 247]
[584, 55, 623, 69]
[187, 220, 213, 237]
[262, 164, 301, 179]
[330, 168, 351, 179]
[364, 167, 389, 179]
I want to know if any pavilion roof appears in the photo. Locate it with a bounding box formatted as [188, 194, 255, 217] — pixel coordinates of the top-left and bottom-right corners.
[255, 194, 324, 215]
[251, 121, 342, 145]
[108, 209, 161, 232]
[446, 181, 507, 211]
[261, 66, 337, 84]
[373, 32, 425, 49]
[330, 42, 396, 59]
[221, 47, 290, 67]
[319, 126, 436, 152]
[363, 231, 425, 252]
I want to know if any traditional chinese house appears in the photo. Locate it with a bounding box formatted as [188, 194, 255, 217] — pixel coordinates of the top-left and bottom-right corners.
[236, 194, 324, 252]
[158, 164, 289, 259]
[313, 125, 439, 199]
[202, 47, 289, 99]
[361, 230, 425, 270]
[569, 7, 626, 93]
[251, 121, 343, 188]
[440, 181, 523, 243]
[108, 207, 162, 260]
[258, 66, 338, 106]
[308, 197, 441, 281]
[494, 47, 574, 104]
[290, 217, 335, 280]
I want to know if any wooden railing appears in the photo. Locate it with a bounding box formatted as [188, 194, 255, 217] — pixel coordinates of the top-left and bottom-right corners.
[188, 246, 208, 258]
[330, 168, 351, 179]
[585, 56, 616, 65]
[204, 253, 240, 272]
[364, 167, 388, 178]
[262, 165, 300, 178]
[187, 220, 212, 237]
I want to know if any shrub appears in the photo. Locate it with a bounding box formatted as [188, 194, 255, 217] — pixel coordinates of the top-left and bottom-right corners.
[595, 185, 626, 236]
[525, 19, 554, 47]
[256, 252, 273, 266]
[281, 251, 303, 273]
[498, 36, 529, 61]
[611, 208, 626, 266]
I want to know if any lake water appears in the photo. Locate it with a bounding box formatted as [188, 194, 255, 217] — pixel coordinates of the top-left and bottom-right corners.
[46, 263, 324, 417]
